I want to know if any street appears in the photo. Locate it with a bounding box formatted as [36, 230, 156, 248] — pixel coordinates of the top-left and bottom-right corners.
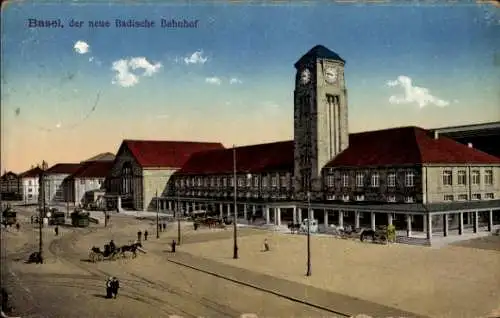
[2, 206, 337, 318]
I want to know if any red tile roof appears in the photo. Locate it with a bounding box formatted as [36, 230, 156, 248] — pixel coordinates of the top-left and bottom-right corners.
[177, 141, 294, 175]
[122, 140, 225, 168]
[19, 167, 44, 178]
[325, 126, 500, 167]
[70, 161, 114, 179]
[46, 163, 82, 174]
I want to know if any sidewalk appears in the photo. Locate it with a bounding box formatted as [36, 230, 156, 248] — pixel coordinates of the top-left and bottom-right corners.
[166, 251, 425, 318]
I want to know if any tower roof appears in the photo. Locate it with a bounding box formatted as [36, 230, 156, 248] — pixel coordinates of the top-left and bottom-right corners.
[294, 45, 345, 68]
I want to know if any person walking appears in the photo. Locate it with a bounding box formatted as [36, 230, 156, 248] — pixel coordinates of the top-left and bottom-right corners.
[111, 277, 120, 298]
[137, 230, 142, 242]
[105, 277, 113, 299]
[15, 223, 20, 231]
[171, 239, 176, 253]
[144, 230, 148, 241]
[263, 238, 270, 252]
[54, 226, 59, 236]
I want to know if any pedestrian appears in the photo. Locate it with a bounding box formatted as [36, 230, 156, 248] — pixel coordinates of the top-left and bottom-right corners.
[263, 238, 270, 252]
[111, 277, 120, 298]
[144, 230, 148, 241]
[171, 239, 176, 253]
[105, 277, 113, 299]
[15, 223, 20, 231]
[137, 230, 142, 242]
[54, 226, 59, 236]
[162, 223, 166, 231]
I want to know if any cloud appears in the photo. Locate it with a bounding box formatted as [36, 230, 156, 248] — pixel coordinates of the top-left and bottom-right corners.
[74, 40, 89, 54]
[229, 77, 243, 84]
[184, 50, 208, 64]
[386, 75, 450, 108]
[205, 77, 221, 85]
[111, 57, 162, 87]
[89, 57, 94, 62]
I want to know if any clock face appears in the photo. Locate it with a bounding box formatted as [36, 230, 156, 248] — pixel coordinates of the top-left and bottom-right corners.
[300, 69, 311, 85]
[325, 67, 338, 84]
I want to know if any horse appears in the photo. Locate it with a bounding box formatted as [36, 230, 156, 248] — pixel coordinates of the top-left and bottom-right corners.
[119, 242, 142, 258]
[287, 222, 301, 234]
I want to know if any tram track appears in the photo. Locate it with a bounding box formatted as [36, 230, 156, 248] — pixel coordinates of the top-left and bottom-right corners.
[47, 227, 239, 318]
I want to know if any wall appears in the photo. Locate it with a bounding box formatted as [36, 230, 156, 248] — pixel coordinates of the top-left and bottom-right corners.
[106, 144, 144, 210]
[323, 166, 423, 203]
[73, 178, 105, 204]
[43, 174, 70, 204]
[423, 165, 500, 203]
[143, 168, 176, 211]
[21, 177, 39, 203]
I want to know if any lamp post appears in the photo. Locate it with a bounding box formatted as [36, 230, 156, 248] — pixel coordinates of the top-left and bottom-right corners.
[177, 189, 181, 245]
[233, 145, 238, 259]
[38, 169, 45, 264]
[306, 191, 311, 276]
[156, 189, 160, 239]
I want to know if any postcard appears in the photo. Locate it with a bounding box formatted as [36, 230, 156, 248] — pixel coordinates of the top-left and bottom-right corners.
[1, 1, 499, 318]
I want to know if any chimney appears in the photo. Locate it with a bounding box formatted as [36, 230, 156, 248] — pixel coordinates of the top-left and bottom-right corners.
[468, 143, 473, 148]
[434, 131, 439, 139]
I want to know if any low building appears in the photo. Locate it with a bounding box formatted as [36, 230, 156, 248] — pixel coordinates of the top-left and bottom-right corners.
[41, 163, 82, 205]
[18, 166, 44, 203]
[105, 139, 224, 211]
[65, 160, 114, 206]
[0, 171, 21, 200]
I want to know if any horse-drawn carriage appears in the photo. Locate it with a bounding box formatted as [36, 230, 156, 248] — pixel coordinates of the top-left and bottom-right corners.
[193, 216, 226, 230]
[360, 226, 388, 244]
[2, 206, 17, 227]
[88, 242, 144, 262]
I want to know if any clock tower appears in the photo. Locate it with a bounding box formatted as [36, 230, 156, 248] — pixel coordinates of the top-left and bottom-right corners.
[293, 45, 349, 199]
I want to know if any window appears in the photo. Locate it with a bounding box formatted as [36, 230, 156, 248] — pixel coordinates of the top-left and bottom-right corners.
[472, 193, 481, 200]
[271, 176, 278, 187]
[326, 195, 335, 201]
[355, 173, 364, 187]
[355, 195, 365, 201]
[229, 177, 234, 187]
[180, 179, 185, 187]
[80, 179, 85, 184]
[442, 170, 452, 186]
[29, 180, 33, 186]
[387, 173, 396, 187]
[457, 170, 467, 185]
[237, 177, 244, 187]
[342, 195, 349, 201]
[404, 196, 414, 203]
[371, 173, 379, 187]
[326, 175, 334, 187]
[247, 177, 252, 187]
[484, 170, 493, 185]
[28, 194, 33, 199]
[197, 178, 202, 187]
[457, 194, 468, 201]
[262, 176, 268, 187]
[253, 176, 259, 187]
[205, 178, 210, 187]
[485, 193, 494, 200]
[28, 188, 33, 192]
[280, 175, 287, 187]
[342, 174, 349, 187]
[471, 170, 480, 185]
[222, 178, 227, 187]
[405, 172, 414, 187]
[211, 177, 215, 187]
[444, 195, 454, 201]
[387, 195, 396, 203]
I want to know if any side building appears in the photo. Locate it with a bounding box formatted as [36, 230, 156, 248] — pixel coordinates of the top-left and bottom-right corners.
[65, 160, 114, 207]
[105, 140, 224, 211]
[41, 163, 82, 206]
[18, 166, 44, 204]
[0, 171, 21, 200]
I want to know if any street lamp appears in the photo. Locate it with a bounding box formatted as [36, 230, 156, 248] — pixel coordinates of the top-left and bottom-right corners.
[306, 191, 311, 276]
[233, 145, 251, 260]
[38, 169, 46, 264]
[177, 188, 181, 245]
[156, 189, 160, 239]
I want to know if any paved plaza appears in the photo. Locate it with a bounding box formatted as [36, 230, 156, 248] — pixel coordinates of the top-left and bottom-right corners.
[178, 228, 500, 318]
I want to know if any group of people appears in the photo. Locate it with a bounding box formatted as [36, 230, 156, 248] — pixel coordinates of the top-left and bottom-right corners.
[105, 276, 120, 299]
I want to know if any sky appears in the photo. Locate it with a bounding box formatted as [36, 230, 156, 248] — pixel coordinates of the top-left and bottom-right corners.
[1, 2, 499, 173]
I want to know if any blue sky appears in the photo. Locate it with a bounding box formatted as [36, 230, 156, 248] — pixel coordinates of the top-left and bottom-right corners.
[1, 2, 499, 172]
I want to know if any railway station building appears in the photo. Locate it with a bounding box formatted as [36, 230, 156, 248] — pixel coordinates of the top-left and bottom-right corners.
[106, 45, 500, 244]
